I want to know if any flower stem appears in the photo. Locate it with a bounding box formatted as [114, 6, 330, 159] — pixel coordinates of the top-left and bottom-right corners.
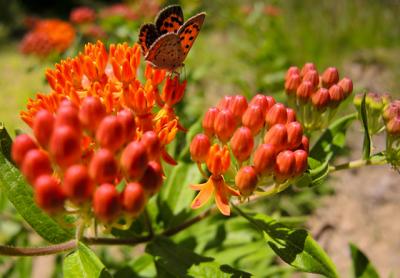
[329, 158, 386, 172]
[0, 240, 77, 257]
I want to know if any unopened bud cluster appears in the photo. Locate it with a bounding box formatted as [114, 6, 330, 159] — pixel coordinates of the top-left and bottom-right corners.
[285, 63, 353, 130]
[190, 94, 309, 215]
[381, 98, 400, 166]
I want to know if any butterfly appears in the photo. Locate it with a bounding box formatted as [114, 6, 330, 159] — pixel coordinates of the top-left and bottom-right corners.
[138, 5, 206, 72]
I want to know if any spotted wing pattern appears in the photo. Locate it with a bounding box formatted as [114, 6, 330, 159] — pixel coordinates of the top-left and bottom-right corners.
[155, 5, 184, 35]
[145, 33, 184, 70]
[138, 23, 159, 55]
[178, 12, 206, 58]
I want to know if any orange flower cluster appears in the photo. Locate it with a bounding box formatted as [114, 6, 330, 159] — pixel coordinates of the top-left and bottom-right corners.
[20, 19, 76, 57]
[190, 95, 309, 216]
[70, 6, 96, 24]
[14, 41, 186, 224]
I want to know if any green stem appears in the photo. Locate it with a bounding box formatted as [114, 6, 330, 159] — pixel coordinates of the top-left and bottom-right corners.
[329, 158, 386, 172]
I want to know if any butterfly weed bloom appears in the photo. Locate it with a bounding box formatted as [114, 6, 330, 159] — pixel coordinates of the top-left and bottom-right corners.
[190, 95, 309, 216]
[284, 63, 353, 131]
[13, 41, 186, 228]
[20, 19, 76, 58]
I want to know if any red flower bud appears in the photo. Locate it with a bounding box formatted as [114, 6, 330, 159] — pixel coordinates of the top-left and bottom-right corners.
[34, 175, 65, 212]
[229, 95, 248, 123]
[303, 69, 319, 88]
[249, 94, 268, 112]
[79, 96, 106, 131]
[22, 149, 52, 184]
[300, 63, 317, 77]
[230, 127, 254, 162]
[33, 110, 54, 148]
[294, 150, 308, 176]
[120, 141, 148, 180]
[253, 144, 276, 174]
[122, 182, 147, 216]
[285, 73, 301, 94]
[89, 148, 118, 184]
[141, 131, 161, 160]
[322, 67, 339, 88]
[217, 96, 234, 110]
[235, 166, 258, 197]
[214, 109, 236, 142]
[12, 134, 37, 166]
[96, 115, 125, 151]
[49, 126, 81, 168]
[274, 150, 296, 182]
[287, 122, 303, 149]
[206, 144, 230, 176]
[140, 161, 163, 195]
[312, 88, 330, 110]
[117, 109, 136, 142]
[286, 108, 296, 123]
[285, 66, 300, 80]
[329, 84, 345, 105]
[338, 77, 353, 98]
[202, 107, 219, 137]
[55, 105, 80, 129]
[265, 103, 288, 127]
[383, 102, 400, 122]
[386, 116, 400, 136]
[93, 183, 121, 222]
[242, 104, 265, 135]
[296, 81, 314, 101]
[190, 134, 211, 163]
[264, 124, 288, 152]
[300, 135, 309, 153]
[63, 164, 94, 203]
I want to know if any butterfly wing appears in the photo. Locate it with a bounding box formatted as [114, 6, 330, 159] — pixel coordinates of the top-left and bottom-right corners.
[178, 12, 206, 59]
[138, 23, 159, 55]
[145, 33, 184, 70]
[155, 5, 184, 35]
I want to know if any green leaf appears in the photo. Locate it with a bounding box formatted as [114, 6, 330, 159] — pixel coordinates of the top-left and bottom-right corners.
[235, 207, 339, 278]
[349, 243, 380, 278]
[360, 94, 371, 160]
[0, 127, 73, 243]
[0, 124, 13, 162]
[63, 243, 109, 278]
[188, 262, 251, 278]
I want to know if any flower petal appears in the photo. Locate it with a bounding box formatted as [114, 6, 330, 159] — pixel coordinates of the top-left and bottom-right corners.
[191, 179, 214, 209]
[214, 178, 231, 216]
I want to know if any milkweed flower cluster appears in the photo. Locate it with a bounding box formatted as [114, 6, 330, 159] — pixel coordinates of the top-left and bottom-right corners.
[12, 41, 186, 226]
[20, 19, 76, 58]
[382, 98, 400, 167]
[190, 95, 309, 216]
[285, 63, 353, 131]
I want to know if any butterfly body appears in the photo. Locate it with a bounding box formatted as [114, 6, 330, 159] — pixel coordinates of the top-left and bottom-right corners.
[138, 5, 205, 72]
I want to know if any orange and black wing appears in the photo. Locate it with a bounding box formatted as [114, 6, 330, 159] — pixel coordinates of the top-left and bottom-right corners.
[155, 5, 184, 35]
[178, 12, 206, 59]
[138, 23, 159, 55]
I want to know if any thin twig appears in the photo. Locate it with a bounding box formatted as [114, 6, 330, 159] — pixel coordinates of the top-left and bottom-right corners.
[0, 240, 77, 257]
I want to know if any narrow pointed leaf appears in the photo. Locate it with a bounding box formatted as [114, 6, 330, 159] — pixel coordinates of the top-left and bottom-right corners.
[349, 243, 380, 278]
[360, 94, 371, 160]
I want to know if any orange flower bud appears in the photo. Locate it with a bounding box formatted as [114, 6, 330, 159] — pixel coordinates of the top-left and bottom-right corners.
[217, 96, 233, 110]
[12, 134, 37, 166]
[96, 115, 125, 152]
[294, 150, 308, 176]
[202, 107, 219, 137]
[206, 144, 230, 176]
[285, 66, 300, 80]
[161, 76, 187, 106]
[79, 96, 106, 131]
[274, 150, 296, 182]
[230, 127, 254, 162]
[300, 63, 317, 77]
[329, 84, 345, 105]
[235, 166, 258, 197]
[117, 109, 136, 142]
[89, 149, 118, 184]
[229, 95, 248, 123]
[285, 73, 301, 94]
[63, 164, 94, 203]
[264, 124, 288, 152]
[22, 149, 52, 184]
[322, 67, 339, 88]
[120, 141, 148, 180]
[93, 183, 121, 222]
[386, 116, 400, 136]
[338, 77, 353, 98]
[122, 182, 147, 216]
[383, 102, 400, 122]
[33, 110, 54, 148]
[253, 144, 276, 174]
[140, 161, 163, 195]
[287, 122, 303, 149]
[265, 103, 287, 127]
[303, 69, 319, 88]
[242, 104, 265, 135]
[214, 109, 236, 142]
[50, 126, 81, 168]
[249, 94, 275, 117]
[296, 81, 313, 101]
[300, 135, 309, 153]
[286, 108, 296, 123]
[141, 131, 161, 160]
[312, 88, 330, 110]
[55, 104, 81, 129]
[190, 134, 211, 163]
[34, 175, 65, 212]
